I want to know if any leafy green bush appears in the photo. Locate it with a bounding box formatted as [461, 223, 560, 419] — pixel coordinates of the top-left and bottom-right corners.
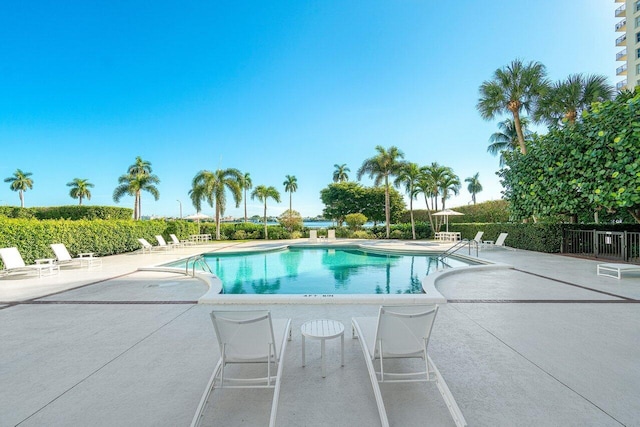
[0, 218, 169, 266]
[352, 230, 372, 239]
[401, 200, 509, 224]
[0, 206, 134, 220]
[448, 222, 564, 253]
[370, 222, 432, 239]
[345, 213, 367, 230]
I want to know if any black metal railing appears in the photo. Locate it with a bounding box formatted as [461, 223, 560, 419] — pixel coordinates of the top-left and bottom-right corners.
[562, 229, 640, 264]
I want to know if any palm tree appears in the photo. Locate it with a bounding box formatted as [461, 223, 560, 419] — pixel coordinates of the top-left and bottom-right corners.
[283, 175, 298, 215]
[251, 185, 281, 239]
[438, 172, 461, 210]
[113, 173, 160, 219]
[465, 173, 483, 204]
[112, 157, 159, 219]
[421, 163, 450, 211]
[4, 169, 33, 208]
[415, 166, 437, 233]
[534, 74, 614, 126]
[189, 169, 242, 240]
[488, 118, 534, 165]
[67, 178, 94, 205]
[357, 146, 406, 238]
[333, 164, 350, 182]
[477, 59, 549, 154]
[241, 172, 253, 223]
[394, 163, 422, 240]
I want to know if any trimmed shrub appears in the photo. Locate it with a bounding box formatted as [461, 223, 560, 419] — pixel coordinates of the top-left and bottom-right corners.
[401, 200, 510, 224]
[370, 222, 433, 239]
[0, 218, 169, 266]
[352, 230, 373, 239]
[0, 206, 134, 220]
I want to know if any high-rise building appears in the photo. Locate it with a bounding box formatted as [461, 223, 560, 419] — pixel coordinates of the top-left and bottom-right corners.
[615, 0, 640, 91]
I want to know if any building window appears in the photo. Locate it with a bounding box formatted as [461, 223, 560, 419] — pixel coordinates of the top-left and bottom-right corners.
[636, 31, 640, 43]
[636, 64, 640, 74]
[636, 16, 640, 27]
[636, 0, 640, 12]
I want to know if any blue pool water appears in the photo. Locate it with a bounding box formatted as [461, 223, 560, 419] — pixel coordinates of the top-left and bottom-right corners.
[177, 247, 474, 295]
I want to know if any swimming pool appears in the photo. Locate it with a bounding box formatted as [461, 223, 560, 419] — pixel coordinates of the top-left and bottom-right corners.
[172, 247, 476, 295]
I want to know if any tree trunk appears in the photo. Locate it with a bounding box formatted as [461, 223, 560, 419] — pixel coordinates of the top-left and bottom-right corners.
[215, 202, 221, 240]
[264, 202, 268, 239]
[409, 195, 416, 240]
[244, 189, 248, 222]
[79, 196, 83, 206]
[511, 109, 527, 154]
[423, 194, 436, 236]
[19, 190, 24, 208]
[384, 176, 390, 239]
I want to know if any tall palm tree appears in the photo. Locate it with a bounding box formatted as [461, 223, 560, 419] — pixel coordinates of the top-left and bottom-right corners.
[113, 173, 160, 219]
[415, 166, 437, 233]
[534, 74, 614, 126]
[488, 118, 534, 165]
[357, 146, 406, 238]
[283, 175, 298, 215]
[4, 169, 33, 208]
[438, 172, 461, 210]
[241, 172, 253, 223]
[333, 164, 350, 182]
[189, 169, 242, 240]
[112, 157, 159, 219]
[421, 162, 450, 212]
[465, 173, 483, 204]
[394, 162, 422, 240]
[477, 59, 549, 154]
[67, 178, 94, 205]
[251, 185, 281, 239]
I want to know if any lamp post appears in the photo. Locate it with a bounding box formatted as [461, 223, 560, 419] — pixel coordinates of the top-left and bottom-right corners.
[177, 200, 182, 219]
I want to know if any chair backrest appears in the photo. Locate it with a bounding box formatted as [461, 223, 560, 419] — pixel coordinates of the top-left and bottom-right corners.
[0, 247, 26, 269]
[472, 231, 484, 243]
[328, 229, 336, 240]
[50, 243, 72, 262]
[169, 234, 180, 245]
[495, 233, 508, 246]
[309, 230, 317, 242]
[210, 310, 278, 361]
[374, 305, 438, 358]
[156, 235, 168, 246]
[138, 238, 152, 248]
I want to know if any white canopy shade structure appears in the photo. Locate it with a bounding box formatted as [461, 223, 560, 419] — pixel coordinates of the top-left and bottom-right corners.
[432, 209, 464, 232]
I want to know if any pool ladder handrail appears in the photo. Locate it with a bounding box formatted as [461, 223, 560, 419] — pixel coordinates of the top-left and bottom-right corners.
[185, 254, 213, 277]
[436, 239, 479, 263]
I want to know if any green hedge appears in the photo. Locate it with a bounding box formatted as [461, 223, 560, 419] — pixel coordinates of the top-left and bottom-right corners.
[0, 218, 199, 267]
[198, 222, 293, 240]
[447, 222, 563, 253]
[0, 206, 134, 220]
[401, 200, 510, 224]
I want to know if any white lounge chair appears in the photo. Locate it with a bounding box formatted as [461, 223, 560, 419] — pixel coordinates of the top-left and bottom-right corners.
[50, 243, 102, 268]
[309, 230, 318, 243]
[169, 233, 191, 248]
[155, 235, 174, 251]
[191, 310, 292, 427]
[352, 305, 466, 427]
[0, 247, 60, 277]
[597, 263, 640, 279]
[483, 232, 508, 248]
[327, 229, 336, 241]
[137, 238, 154, 254]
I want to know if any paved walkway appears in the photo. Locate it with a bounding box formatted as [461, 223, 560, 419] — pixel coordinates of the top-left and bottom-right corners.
[0, 241, 638, 426]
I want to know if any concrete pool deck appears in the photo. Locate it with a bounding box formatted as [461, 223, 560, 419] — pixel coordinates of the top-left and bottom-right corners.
[0, 240, 639, 426]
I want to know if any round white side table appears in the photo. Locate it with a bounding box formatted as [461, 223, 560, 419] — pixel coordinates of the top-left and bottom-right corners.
[301, 319, 345, 378]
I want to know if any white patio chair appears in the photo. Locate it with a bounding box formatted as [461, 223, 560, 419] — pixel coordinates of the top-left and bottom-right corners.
[352, 305, 466, 427]
[50, 243, 102, 268]
[0, 247, 60, 277]
[169, 233, 191, 248]
[483, 232, 508, 249]
[191, 310, 292, 427]
[137, 238, 154, 254]
[327, 229, 336, 241]
[309, 230, 318, 243]
[155, 235, 174, 251]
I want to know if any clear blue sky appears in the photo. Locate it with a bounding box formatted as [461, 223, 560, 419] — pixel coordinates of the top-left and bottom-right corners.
[0, 1, 617, 218]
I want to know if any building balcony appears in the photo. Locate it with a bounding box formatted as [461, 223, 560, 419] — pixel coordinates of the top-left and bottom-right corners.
[616, 34, 627, 46]
[617, 64, 628, 75]
[617, 48, 628, 61]
[615, 4, 626, 17]
[615, 19, 626, 32]
[617, 79, 627, 90]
